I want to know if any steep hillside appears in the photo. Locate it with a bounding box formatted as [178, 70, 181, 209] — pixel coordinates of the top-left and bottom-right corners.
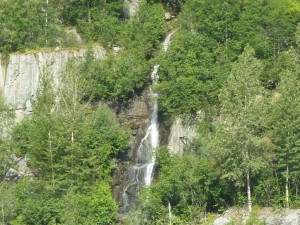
[1, 0, 300, 224]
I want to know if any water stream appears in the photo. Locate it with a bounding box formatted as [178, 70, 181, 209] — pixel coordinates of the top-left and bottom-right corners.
[121, 31, 175, 213]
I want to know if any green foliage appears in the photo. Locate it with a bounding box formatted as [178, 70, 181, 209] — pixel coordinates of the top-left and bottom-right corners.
[1, 66, 129, 224]
[77, 49, 150, 104]
[268, 49, 300, 206]
[157, 0, 300, 118]
[138, 149, 230, 224]
[119, 3, 166, 57]
[0, 0, 64, 53]
[157, 76, 208, 117]
[0, 182, 18, 224]
[0, 178, 119, 225]
[253, 174, 282, 207]
[246, 208, 266, 225]
[156, 31, 228, 119]
[60, 182, 118, 225]
[73, 0, 124, 46]
[0, 94, 14, 174]
[0, 93, 14, 136]
[2, 0, 300, 224]
[210, 46, 269, 207]
[0, 0, 126, 52]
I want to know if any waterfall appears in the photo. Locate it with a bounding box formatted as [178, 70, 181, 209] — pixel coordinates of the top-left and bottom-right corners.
[121, 31, 175, 213]
[143, 31, 175, 186]
[143, 64, 159, 186]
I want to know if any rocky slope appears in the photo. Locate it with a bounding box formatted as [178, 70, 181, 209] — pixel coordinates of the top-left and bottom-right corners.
[0, 46, 200, 216]
[0, 47, 106, 121]
[213, 208, 300, 225]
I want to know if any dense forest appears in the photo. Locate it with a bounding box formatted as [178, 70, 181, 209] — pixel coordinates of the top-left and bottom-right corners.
[1, 0, 300, 224]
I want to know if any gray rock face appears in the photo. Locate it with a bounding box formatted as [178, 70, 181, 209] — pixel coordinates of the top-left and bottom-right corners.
[0, 47, 106, 121]
[167, 117, 197, 155]
[5, 155, 33, 181]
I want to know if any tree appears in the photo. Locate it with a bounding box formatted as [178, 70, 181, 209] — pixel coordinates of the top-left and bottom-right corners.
[119, 2, 166, 56]
[296, 23, 300, 48]
[0, 182, 18, 224]
[0, 93, 14, 138]
[138, 148, 228, 224]
[79, 50, 149, 104]
[269, 49, 300, 208]
[0, 0, 64, 53]
[0, 93, 14, 199]
[60, 181, 118, 225]
[5, 60, 129, 223]
[156, 31, 229, 119]
[212, 45, 269, 212]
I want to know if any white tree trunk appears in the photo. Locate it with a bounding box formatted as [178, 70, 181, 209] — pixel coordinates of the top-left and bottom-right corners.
[286, 165, 289, 208]
[247, 168, 252, 212]
[168, 202, 172, 225]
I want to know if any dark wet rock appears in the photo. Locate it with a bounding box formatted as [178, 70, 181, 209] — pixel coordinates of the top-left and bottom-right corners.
[112, 89, 152, 214]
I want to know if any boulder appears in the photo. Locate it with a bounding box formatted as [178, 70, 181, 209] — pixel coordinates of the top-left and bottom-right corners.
[5, 168, 18, 181]
[265, 211, 300, 225]
[165, 12, 175, 20]
[213, 217, 231, 225]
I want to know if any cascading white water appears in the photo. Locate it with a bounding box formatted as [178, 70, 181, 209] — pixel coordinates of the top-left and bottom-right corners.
[142, 30, 176, 186]
[143, 65, 160, 186]
[121, 31, 175, 213]
[143, 31, 175, 186]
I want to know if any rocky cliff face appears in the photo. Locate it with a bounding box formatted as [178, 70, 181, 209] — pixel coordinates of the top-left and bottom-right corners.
[167, 117, 198, 155]
[0, 47, 106, 121]
[112, 89, 152, 214]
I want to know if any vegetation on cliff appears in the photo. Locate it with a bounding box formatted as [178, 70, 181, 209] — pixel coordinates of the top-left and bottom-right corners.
[139, 0, 300, 223]
[1, 0, 300, 224]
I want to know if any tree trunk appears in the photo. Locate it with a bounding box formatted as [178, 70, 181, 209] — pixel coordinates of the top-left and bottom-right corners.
[87, 1, 91, 23]
[286, 165, 289, 208]
[1, 204, 4, 225]
[45, 0, 48, 45]
[48, 131, 55, 187]
[168, 202, 172, 225]
[247, 168, 252, 212]
[71, 130, 74, 144]
[296, 185, 298, 203]
[70, 130, 75, 184]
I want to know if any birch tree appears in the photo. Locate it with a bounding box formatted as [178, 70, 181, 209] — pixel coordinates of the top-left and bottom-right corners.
[214, 45, 268, 212]
[57, 59, 90, 185]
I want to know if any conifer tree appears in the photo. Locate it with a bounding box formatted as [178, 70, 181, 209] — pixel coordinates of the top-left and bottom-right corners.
[270, 49, 300, 208]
